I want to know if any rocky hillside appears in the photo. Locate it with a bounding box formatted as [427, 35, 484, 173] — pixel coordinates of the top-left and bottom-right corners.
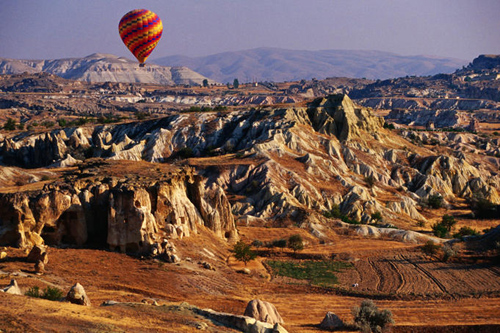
[0, 54, 215, 86]
[153, 47, 467, 82]
[0, 160, 237, 250]
[2, 94, 499, 249]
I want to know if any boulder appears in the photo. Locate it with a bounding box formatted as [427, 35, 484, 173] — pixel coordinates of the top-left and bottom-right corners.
[35, 260, 45, 274]
[27, 245, 48, 264]
[244, 299, 284, 325]
[65, 283, 91, 306]
[319, 311, 344, 330]
[0, 251, 7, 260]
[2, 279, 22, 295]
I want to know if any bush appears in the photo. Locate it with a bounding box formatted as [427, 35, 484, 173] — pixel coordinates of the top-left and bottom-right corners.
[432, 222, 449, 238]
[453, 226, 479, 239]
[470, 196, 499, 219]
[442, 244, 457, 262]
[364, 175, 376, 188]
[231, 241, 256, 266]
[352, 299, 394, 333]
[3, 118, 17, 131]
[25, 286, 64, 301]
[441, 214, 457, 232]
[421, 240, 441, 256]
[287, 234, 304, 254]
[432, 215, 456, 238]
[371, 211, 383, 223]
[427, 194, 444, 209]
[251, 239, 263, 248]
[272, 239, 287, 250]
[58, 118, 67, 127]
[383, 122, 395, 130]
[135, 111, 148, 120]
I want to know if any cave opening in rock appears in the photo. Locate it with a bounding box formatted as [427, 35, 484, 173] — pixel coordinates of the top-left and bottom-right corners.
[85, 205, 108, 249]
[41, 225, 58, 246]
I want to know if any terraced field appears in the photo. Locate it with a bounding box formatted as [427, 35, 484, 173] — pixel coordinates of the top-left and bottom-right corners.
[350, 251, 500, 297]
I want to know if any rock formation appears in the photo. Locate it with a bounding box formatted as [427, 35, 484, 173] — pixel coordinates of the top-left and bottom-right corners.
[319, 312, 344, 330]
[0, 54, 215, 86]
[243, 299, 284, 325]
[27, 245, 49, 263]
[1, 279, 22, 295]
[65, 283, 91, 306]
[1, 94, 499, 245]
[0, 163, 237, 251]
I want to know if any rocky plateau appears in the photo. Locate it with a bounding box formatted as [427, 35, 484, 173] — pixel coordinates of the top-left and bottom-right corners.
[1, 93, 499, 250]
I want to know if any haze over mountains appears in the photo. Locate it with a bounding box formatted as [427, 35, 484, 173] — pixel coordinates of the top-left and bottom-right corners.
[153, 47, 468, 83]
[0, 49, 469, 86]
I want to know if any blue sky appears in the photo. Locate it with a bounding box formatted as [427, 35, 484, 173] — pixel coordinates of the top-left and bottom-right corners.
[1, 0, 499, 61]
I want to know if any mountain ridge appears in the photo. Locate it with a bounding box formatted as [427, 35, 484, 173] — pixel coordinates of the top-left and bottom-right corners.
[0, 53, 215, 86]
[152, 47, 468, 82]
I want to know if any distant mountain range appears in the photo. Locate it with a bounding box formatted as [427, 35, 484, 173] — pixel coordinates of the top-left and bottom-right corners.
[0, 53, 214, 86]
[153, 48, 468, 83]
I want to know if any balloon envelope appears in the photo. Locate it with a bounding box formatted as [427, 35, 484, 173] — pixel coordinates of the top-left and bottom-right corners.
[119, 9, 163, 64]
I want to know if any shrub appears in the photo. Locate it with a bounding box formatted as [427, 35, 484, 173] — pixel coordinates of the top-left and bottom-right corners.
[364, 175, 376, 188]
[42, 286, 65, 301]
[251, 239, 263, 248]
[383, 122, 395, 130]
[421, 240, 441, 256]
[3, 118, 17, 131]
[272, 239, 287, 250]
[441, 214, 457, 232]
[442, 244, 457, 262]
[41, 120, 54, 128]
[135, 111, 148, 120]
[352, 299, 394, 333]
[470, 196, 499, 219]
[231, 241, 256, 266]
[25, 286, 41, 298]
[287, 234, 304, 254]
[25, 286, 64, 301]
[427, 194, 444, 209]
[453, 226, 479, 239]
[371, 211, 383, 223]
[432, 222, 449, 238]
[416, 220, 426, 228]
[58, 118, 67, 127]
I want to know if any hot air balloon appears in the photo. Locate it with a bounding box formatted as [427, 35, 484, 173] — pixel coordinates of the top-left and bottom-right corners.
[118, 9, 163, 67]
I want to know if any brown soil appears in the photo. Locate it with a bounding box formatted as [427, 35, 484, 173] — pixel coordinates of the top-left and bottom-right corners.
[2, 226, 499, 332]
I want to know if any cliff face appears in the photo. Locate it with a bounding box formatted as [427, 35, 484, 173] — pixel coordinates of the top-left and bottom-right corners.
[1, 94, 499, 244]
[0, 165, 237, 250]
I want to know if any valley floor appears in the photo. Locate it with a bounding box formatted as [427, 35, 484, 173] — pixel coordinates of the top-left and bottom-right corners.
[1, 227, 500, 332]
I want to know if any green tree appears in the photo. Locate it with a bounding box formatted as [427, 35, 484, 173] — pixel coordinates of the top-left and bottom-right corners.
[232, 241, 256, 266]
[427, 194, 444, 209]
[432, 222, 448, 238]
[202, 79, 209, 87]
[58, 118, 67, 127]
[233, 78, 239, 89]
[3, 118, 16, 131]
[352, 299, 394, 333]
[287, 234, 304, 254]
[272, 239, 287, 251]
[441, 214, 456, 232]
